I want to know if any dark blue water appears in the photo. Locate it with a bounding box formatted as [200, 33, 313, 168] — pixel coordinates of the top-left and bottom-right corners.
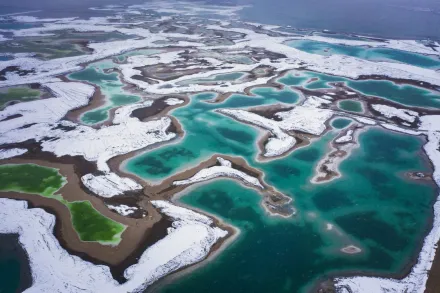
[237, 0, 440, 40]
[2, 0, 440, 39]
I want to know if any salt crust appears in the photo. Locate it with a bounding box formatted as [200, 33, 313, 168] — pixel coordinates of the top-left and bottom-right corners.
[0, 148, 27, 159]
[217, 96, 333, 157]
[81, 173, 142, 198]
[371, 104, 418, 123]
[335, 130, 354, 143]
[0, 81, 95, 133]
[173, 157, 264, 189]
[290, 35, 439, 56]
[107, 204, 138, 216]
[2, 10, 440, 90]
[0, 198, 227, 293]
[0, 83, 176, 173]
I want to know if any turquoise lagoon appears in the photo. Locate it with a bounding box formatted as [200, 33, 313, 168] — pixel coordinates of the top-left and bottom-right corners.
[278, 70, 440, 108]
[62, 47, 440, 293]
[68, 49, 160, 125]
[288, 39, 440, 69]
[123, 84, 437, 292]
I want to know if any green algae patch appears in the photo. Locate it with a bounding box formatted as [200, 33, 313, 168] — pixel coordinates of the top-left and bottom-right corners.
[67, 201, 125, 245]
[0, 87, 41, 109]
[0, 164, 125, 245]
[0, 164, 66, 197]
[338, 100, 363, 113]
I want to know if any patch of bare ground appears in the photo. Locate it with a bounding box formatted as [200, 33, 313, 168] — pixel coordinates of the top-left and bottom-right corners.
[0, 157, 168, 282]
[312, 124, 364, 184]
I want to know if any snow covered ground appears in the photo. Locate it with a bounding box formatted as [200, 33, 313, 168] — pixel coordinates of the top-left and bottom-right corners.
[0, 148, 27, 160]
[173, 157, 264, 189]
[81, 173, 142, 198]
[107, 204, 139, 216]
[1, 8, 440, 90]
[335, 129, 354, 144]
[0, 82, 176, 173]
[0, 198, 227, 293]
[217, 96, 333, 157]
[371, 104, 419, 123]
[217, 109, 296, 157]
[165, 98, 184, 106]
[0, 82, 95, 133]
[289, 35, 439, 56]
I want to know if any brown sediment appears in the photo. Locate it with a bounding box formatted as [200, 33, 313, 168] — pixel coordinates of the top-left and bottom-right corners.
[221, 103, 316, 162]
[248, 103, 294, 121]
[405, 171, 433, 182]
[0, 113, 23, 122]
[312, 124, 364, 184]
[144, 203, 239, 293]
[60, 77, 109, 127]
[146, 154, 293, 218]
[131, 95, 189, 121]
[257, 130, 314, 163]
[357, 75, 440, 92]
[205, 69, 287, 104]
[426, 241, 440, 293]
[135, 65, 210, 82]
[0, 158, 167, 274]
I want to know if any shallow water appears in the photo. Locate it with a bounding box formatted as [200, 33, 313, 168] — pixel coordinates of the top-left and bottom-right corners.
[158, 128, 435, 293]
[287, 40, 440, 69]
[68, 60, 141, 124]
[121, 80, 438, 292]
[338, 100, 363, 113]
[278, 70, 440, 108]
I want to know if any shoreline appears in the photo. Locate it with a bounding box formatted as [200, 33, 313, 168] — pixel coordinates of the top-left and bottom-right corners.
[0, 157, 170, 279]
[1, 19, 440, 292]
[144, 191, 241, 293]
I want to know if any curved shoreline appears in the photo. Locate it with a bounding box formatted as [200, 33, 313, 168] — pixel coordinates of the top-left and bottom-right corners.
[1, 16, 440, 292]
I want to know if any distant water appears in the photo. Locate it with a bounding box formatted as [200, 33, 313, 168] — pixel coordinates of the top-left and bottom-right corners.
[287, 40, 440, 69]
[237, 0, 440, 40]
[2, 0, 440, 40]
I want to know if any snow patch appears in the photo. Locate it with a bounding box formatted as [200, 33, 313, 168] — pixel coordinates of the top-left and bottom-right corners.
[173, 157, 264, 189]
[0, 148, 27, 159]
[107, 204, 138, 216]
[164, 98, 184, 106]
[0, 198, 227, 293]
[81, 173, 142, 198]
[371, 104, 418, 123]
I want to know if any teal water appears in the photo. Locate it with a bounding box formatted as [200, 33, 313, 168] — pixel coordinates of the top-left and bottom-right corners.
[288, 40, 440, 69]
[68, 61, 140, 124]
[0, 234, 31, 293]
[68, 50, 161, 124]
[338, 100, 363, 113]
[122, 81, 437, 292]
[125, 87, 300, 180]
[331, 118, 352, 129]
[157, 128, 435, 293]
[346, 80, 440, 109]
[277, 70, 440, 108]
